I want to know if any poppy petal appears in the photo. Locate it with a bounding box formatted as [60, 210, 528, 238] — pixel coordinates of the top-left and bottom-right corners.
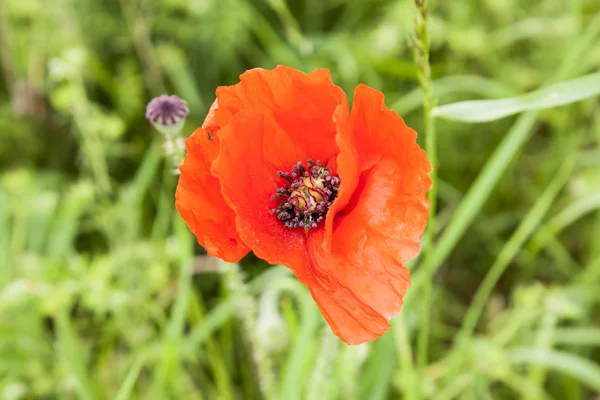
[177, 67, 432, 345]
[175, 127, 250, 262]
[332, 85, 431, 263]
[306, 160, 418, 344]
[327, 84, 432, 242]
[351, 84, 432, 175]
[211, 109, 311, 271]
[305, 229, 392, 344]
[306, 85, 431, 343]
[323, 99, 357, 249]
[205, 66, 347, 168]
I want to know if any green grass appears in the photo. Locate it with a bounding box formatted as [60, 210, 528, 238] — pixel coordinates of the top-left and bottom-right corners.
[1, 0, 600, 399]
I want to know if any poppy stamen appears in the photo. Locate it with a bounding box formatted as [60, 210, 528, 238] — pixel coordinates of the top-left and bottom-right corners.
[271, 160, 340, 231]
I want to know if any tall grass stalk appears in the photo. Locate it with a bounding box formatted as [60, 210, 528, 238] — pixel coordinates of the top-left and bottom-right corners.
[3, 1, 600, 398]
[456, 153, 577, 344]
[118, 0, 166, 94]
[306, 327, 340, 400]
[223, 262, 275, 400]
[410, 0, 437, 378]
[0, 0, 16, 98]
[408, 10, 600, 296]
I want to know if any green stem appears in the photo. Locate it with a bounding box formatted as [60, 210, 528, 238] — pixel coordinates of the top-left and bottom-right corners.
[455, 155, 576, 345]
[412, 0, 437, 378]
[164, 136, 186, 174]
[393, 316, 419, 399]
[526, 313, 558, 399]
[223, 262, 275, 400]
[0, 0, 17, 97]
[118, 0, 166, 95]
[306, 327, 340, 400]
[407, 9, 600, 301]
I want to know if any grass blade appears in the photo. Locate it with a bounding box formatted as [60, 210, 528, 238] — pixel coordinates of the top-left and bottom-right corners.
[55, 311, 105, 400]
[432, 71, 600, 122]
[508, 348, 600, 392]
[553, 328, 600, 347]
[456, 154, 576, 344]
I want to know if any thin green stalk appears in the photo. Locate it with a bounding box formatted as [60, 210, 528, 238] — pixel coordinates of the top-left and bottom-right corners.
[411, 0, 437, 375]
[6, 206, 25, 283]
[529, 192, 600, 255]
[70, 79, 112, 195]
[497, 370, 552, 400]
[593, 109, 600, 262]
[527, 313, 559, 399]
[434, 373, 473, 400]
[152, 219, 193, 398]
[507, 348, 600, 392]
[56, 6, 112, 195]
[0, 192, 9, 284]
[573, 255, 600, 286]
[408, 10, 600, 299]
[115, 349, 156, 400]
[265, 0, 307, 53]
[0, 0, 17, 97]
[164, 136, 186, 173]
[392, 316, 419, 399]
[55, 311, 106, 400]
[306, 327, 340, 400]
[455, 154, 576, 344]
[223, 262, 275, 400]
[118, 0, 166, 95]
[277, 279, 322, 400]
[151, 121, 186, 174]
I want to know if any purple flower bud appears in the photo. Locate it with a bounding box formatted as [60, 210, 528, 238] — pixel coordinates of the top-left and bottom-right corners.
[145, 95, 189, 126]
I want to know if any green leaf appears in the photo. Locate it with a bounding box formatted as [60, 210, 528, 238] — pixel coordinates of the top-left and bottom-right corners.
[553, 328, 600, 347]
[508, 348, 600, 391]
[432, 71, 600, 122]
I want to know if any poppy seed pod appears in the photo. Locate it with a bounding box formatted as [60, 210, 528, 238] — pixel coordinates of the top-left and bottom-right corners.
[146, 95, 189, 138]
[146, 95, 189, 126]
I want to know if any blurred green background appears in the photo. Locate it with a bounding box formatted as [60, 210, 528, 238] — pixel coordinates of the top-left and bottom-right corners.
[1, 0, 600, 399]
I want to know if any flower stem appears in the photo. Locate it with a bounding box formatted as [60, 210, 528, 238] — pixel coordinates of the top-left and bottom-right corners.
[164, 136, 185, 175]
[118, 0, 166, 95]
[411, 0, 437, 383]
[0, 0, 17, 98]
[306, 327, 340, 400]
[222, 262, 276, 400]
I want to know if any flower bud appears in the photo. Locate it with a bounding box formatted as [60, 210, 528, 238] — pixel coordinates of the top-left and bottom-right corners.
[145, 94, 189, 173]
[145, 94, 189, 137]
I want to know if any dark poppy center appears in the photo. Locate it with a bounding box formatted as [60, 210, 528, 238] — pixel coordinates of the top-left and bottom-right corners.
[271, 159, 340, 231]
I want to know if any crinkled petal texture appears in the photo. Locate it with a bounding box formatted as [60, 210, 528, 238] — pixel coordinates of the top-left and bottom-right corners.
[176, 66, 431, 345]
[175, 66, 345, 262]
[308, 85, 432, 343]
[176, 127, 249, 262]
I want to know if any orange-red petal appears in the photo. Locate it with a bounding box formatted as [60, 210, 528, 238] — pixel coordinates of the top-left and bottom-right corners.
[211, 110, 312, 273]
[340, 85, 432, 262]
[323, 100, 356, 248]
[306, 229, 392, 344]
[305, 84, 431, 344]
[177, 67, 431, 345]
[203, 66, 347, 170]
[175, 127, 250, 262]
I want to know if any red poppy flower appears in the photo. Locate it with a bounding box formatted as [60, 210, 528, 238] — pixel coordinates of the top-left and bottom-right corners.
[175, 66, 431, 344]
